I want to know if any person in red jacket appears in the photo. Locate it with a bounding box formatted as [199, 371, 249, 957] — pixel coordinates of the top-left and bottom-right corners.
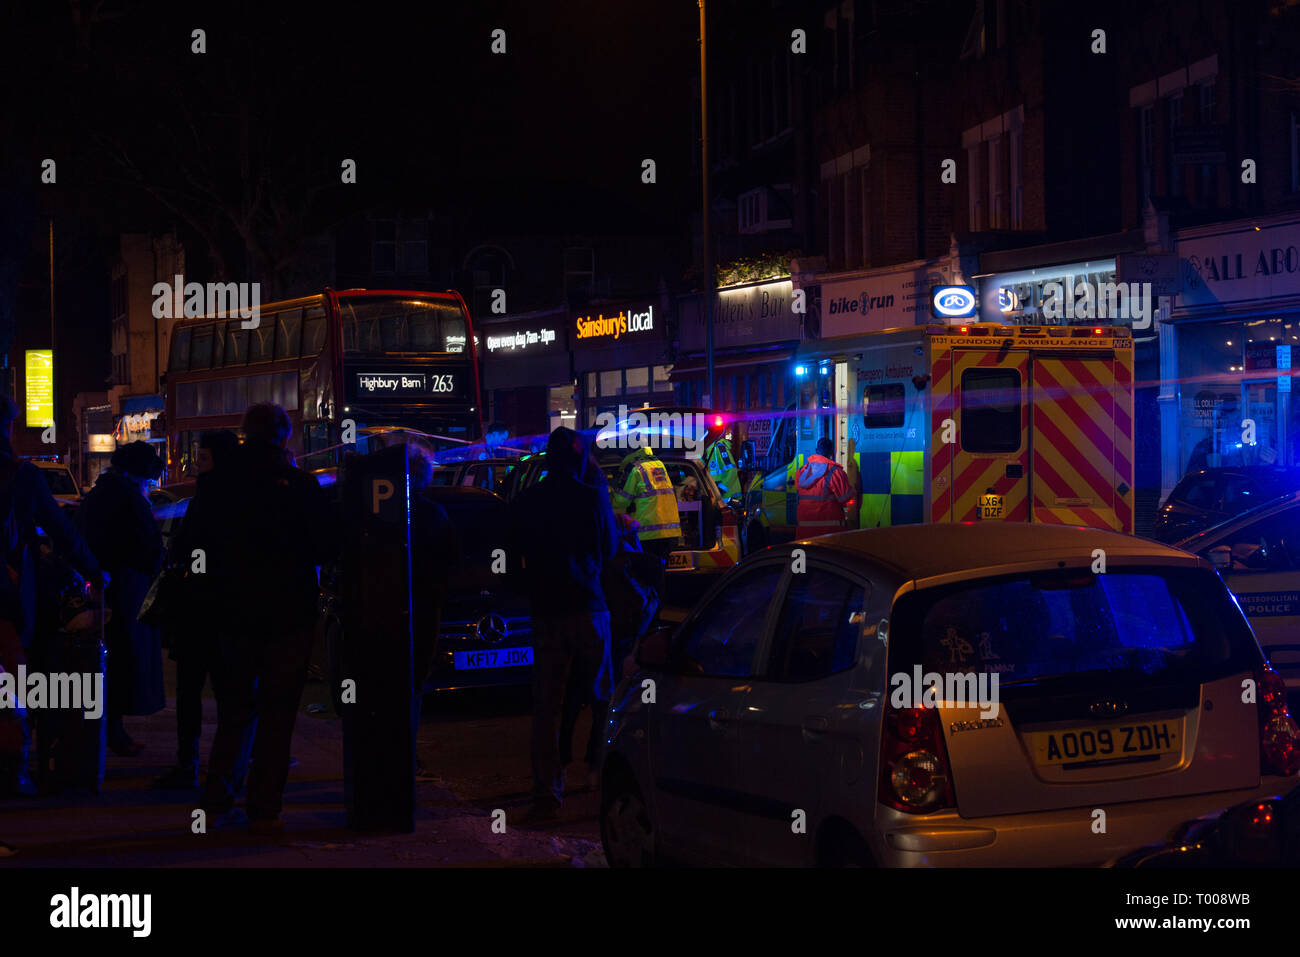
[796, 437, 854, 538]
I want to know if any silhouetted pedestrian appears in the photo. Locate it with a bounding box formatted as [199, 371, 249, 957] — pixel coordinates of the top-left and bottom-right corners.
[199, 404, 330, 833]
[409, 446, 458, 779]
[0, 398, 101, 799]
[509, 427, 617, 821]
[77, 441, 165, 757]
[154, 429, 246, 790]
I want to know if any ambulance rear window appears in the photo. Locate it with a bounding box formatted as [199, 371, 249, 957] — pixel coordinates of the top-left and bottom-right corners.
[961, 368, 1021, 453]
[863, 383, 905, 429]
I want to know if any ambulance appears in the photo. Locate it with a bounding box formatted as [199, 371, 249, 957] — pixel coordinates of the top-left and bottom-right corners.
[742, 323, 1135, 548]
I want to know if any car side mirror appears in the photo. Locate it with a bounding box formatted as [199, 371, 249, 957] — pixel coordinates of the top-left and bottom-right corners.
[1208, 545, 1232, 570]
[636, 623, 677, 671]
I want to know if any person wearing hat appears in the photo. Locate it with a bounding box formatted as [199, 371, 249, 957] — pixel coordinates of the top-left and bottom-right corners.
[77, 440, 166, 756]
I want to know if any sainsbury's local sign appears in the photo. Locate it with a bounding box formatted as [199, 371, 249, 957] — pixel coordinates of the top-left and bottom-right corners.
[573, 303, 660, 349]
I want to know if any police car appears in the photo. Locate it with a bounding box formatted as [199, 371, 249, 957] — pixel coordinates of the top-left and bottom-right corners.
[1177, 490, 1300, 689]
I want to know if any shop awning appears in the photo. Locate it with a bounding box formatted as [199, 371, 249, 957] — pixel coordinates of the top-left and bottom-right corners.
[668, 350, 794, 381]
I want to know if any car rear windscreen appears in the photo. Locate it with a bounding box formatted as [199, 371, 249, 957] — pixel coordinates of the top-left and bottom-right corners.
[41, 469, 77, 495]
[889, 567, 1259, 686]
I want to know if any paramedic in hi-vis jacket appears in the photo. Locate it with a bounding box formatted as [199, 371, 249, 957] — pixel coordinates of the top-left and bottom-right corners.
[611, 447, 681, 591]
[795, 437, 855, 538]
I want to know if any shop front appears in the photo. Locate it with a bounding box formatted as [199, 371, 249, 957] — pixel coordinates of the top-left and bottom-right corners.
[672, 278, 805, 438]
[573, 296, 674, 431]
[819, 257, 957, 337]
[1170, 214, 1300, 485]
[114, 393, 165, 456]
[479, 307, 572, 448]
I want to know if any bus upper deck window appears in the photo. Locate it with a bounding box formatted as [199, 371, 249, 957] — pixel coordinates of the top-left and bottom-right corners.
[190, 326, 214, 369]
[303, 309, 326, 355]
[409, 311, 438, 350]
[275, 309, 302, 359]
[170, 327, 193, 372]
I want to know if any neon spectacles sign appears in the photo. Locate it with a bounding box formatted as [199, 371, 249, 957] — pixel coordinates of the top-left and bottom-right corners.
[931, 285, 977, 320]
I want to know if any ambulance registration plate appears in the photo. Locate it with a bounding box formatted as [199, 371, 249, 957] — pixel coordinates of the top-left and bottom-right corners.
[667, 551, 696, 570]
[978, 493, 1004, 519]
[1032, 721, 1179, 766]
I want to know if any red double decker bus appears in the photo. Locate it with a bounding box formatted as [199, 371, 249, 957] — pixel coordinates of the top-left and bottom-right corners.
[162, 288, 483, 486]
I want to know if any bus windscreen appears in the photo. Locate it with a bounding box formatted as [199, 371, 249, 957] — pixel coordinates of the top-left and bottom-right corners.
[337, 296, 468, 355]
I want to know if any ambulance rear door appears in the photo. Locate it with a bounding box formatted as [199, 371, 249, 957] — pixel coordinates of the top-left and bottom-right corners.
[1028, 339, 1133, 532]
[846, 339, 928, 529]
[947, 339, 1031, 523]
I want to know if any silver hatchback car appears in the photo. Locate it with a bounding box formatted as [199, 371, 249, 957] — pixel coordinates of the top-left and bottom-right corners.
[599, 523, 1300, 866]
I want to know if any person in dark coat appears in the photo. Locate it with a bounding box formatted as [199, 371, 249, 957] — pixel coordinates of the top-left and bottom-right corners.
[76, 440, 165, 757]
[0, 395, 101, 797]
[198, 404, 331, 833]
[409, 446, 458, 779]
[508, 427, 618, 821]
[556, 443, 643, 790]
[154, 429, 247, 790]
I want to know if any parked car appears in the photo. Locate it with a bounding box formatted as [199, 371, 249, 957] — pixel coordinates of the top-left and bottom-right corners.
[599, 522, 1299, 867]
[1150, 466, 1300, 543]
[1177, 490, 1300, 689]
[34, 460, 81, 510]
[321, 485, 532, 704]
[431, 457, 519, 494]
[1117, 782, 1300, 867]
[501, 447, 741, 601]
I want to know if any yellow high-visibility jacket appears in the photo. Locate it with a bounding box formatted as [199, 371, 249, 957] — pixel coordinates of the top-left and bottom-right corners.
[612, 453, 682, 542]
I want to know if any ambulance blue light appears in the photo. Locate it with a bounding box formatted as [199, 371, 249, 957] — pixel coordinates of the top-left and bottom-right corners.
[795, 365, 808, 376]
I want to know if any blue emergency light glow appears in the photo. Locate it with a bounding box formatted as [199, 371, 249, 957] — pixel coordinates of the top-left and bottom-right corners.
[819, 365, 829, 375]
[795, 365, 808, 376]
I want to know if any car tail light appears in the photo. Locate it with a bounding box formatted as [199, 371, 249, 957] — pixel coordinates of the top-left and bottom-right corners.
[879, 706, 955, 813]
[1256, 667, 1300, 776]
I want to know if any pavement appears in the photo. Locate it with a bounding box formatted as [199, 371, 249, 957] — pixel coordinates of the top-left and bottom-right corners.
[0, 657, 607, 868]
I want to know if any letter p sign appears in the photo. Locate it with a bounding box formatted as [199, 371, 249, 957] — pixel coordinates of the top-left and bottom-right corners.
[372, 478, 394, 514]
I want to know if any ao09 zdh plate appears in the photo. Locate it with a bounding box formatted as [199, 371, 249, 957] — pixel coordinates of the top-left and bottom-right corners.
[1032, 721, 1179, 766]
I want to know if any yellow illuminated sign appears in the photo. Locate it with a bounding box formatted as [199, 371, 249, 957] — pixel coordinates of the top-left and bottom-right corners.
[25, 350, 53, 429]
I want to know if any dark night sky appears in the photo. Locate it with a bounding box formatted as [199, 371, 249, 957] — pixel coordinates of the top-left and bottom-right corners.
[11, 0, 699, 229]
[0, 0, 701, 404]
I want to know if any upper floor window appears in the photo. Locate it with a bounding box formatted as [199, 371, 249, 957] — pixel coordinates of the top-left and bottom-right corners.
[964, 107, 1023, 232]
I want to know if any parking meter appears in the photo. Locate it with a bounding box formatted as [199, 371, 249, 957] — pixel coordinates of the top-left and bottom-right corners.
[340, 442, 415, 832]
